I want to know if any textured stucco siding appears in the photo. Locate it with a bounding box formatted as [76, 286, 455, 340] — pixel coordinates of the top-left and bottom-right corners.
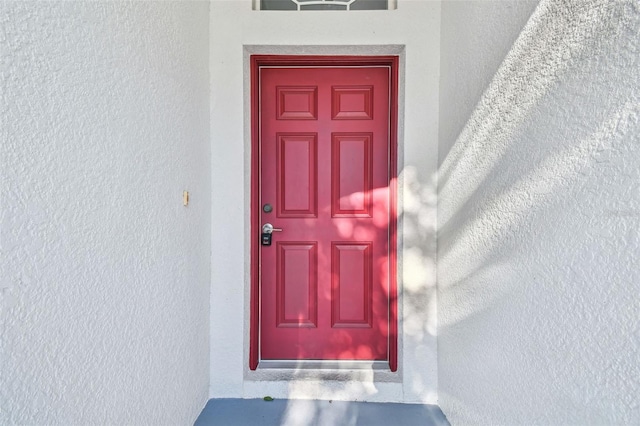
[1, 2, 210, 424]
[438, 0, 640, 424]
[439, 0, 540, 165]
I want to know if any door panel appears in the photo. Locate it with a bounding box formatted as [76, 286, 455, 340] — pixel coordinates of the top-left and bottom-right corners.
[332, 133, 373, 217]
[276, 133, 318, 217]
[259, 66, 391, 362]
[276, 242, 317, 327]
[332, 86, 374, 120]
[332, 242, 373, 328]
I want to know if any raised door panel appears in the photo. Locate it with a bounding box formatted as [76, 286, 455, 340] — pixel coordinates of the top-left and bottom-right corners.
[276, 242, 318, 327]
[331, 243, 373, 328]
[277, 86, 318, 120]
[331, 86, 373, 120]
[331, 133, 373, 217]
[276, 133, 318, 217]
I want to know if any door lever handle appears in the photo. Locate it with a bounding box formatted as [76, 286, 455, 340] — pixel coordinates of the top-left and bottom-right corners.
[262, 223, 283, 234]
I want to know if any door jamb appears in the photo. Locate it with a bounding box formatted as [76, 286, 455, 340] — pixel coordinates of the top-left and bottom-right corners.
[250, 55, 399, 371]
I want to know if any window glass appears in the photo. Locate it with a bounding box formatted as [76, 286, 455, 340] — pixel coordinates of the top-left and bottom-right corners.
[260, 0, 389, 11]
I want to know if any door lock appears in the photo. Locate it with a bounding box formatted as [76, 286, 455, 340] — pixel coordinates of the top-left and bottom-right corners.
[261, 223, 282, 246]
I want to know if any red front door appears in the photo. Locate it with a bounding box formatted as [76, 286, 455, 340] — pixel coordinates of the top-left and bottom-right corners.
[255, 62, 394, 365]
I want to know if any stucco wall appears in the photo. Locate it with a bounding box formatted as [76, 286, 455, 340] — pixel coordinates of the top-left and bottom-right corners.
[438, 0, 640, 423]
[1, 2, 210, 424]
[439, 0, 540, 165]
[210, 0, 440, 404]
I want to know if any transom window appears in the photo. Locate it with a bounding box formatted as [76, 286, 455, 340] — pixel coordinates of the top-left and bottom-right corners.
[257, 0, 395, 11]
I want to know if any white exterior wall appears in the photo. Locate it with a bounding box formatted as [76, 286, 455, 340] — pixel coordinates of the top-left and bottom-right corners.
[439, 0, 540, 164]
[210, 0, 440, 403]
[1, 2, 210, 424]
[438, 0, 640, 423]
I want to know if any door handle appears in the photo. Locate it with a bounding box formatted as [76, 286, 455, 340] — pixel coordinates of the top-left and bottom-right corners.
[262, 223, 283, 234]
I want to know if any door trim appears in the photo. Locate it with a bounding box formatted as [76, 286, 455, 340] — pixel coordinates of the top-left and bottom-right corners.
[250, 55, 399, 371]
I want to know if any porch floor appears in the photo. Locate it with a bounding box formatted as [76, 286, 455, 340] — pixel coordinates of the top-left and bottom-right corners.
[195, 398, 449, 426]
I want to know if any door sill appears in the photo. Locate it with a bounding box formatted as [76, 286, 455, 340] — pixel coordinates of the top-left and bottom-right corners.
[258, 360, 390, 370]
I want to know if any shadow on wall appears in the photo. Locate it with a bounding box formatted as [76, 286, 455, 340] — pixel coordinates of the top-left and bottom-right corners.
[439, 0, 637, 325]
[437, 0, 640, 423]
[398, 166, 438, 401]
[268, 165, 438, 406]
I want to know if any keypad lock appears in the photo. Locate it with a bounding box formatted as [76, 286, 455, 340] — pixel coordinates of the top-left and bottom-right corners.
[261, 223, 282, 246]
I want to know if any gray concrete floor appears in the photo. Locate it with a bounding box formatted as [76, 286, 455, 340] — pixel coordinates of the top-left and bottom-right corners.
[195, 398, 449, 426]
